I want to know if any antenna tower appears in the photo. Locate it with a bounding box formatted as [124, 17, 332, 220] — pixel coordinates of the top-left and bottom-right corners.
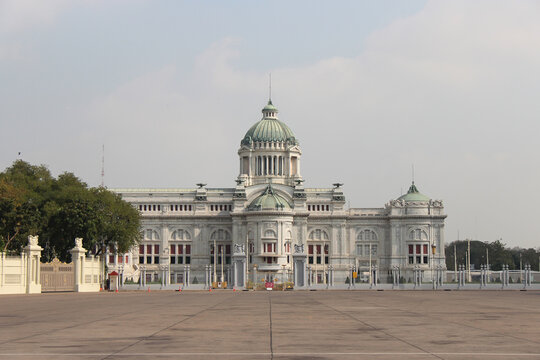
[101, 144, 105, 187]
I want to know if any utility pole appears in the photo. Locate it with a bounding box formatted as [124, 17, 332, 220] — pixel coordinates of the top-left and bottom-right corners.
[520, 253, 523, 283]
[486, 246, 489, 282]
[467, 239, 471, 282]
[213, 239, 217, 284]
[369, 246, 372, 285]
[245, 233, 249, 286]
[221, 245, 224, 283]
[454, 244, 457, 282]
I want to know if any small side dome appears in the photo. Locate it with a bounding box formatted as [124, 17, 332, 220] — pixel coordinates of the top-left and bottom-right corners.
[398, 182, 431, 202]
[248, 184, 291, 211]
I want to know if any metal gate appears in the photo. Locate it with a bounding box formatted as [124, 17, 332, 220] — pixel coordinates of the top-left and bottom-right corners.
[40, 258, 74, 292]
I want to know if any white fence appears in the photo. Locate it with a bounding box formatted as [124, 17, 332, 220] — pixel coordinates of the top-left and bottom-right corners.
[0, 236, 101, 295]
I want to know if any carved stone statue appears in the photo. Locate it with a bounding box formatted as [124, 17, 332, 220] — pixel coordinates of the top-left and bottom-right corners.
[74, 238, 83, 248]
[294, 244, 305, 254]
[28, 235, 39, 246]
[233, 243, 245, 255]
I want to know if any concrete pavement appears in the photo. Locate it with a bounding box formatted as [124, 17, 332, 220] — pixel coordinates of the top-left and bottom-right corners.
[1, 290, 540, 359]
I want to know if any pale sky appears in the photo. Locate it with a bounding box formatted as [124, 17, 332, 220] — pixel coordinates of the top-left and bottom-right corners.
[1, 0, 539, 248]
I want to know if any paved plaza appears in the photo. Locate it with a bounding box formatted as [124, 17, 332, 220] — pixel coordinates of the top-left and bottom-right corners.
[1, 290, 540, 359]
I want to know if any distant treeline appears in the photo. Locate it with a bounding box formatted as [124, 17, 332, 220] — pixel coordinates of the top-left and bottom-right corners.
[445, 240, 539, 271]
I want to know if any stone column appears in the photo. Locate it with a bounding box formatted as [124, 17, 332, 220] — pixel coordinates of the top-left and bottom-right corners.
[70, 238, 86, 292]
[24, 235, 42, 294]
[232, 245, 246, 288]
[293, 245, 307, 288]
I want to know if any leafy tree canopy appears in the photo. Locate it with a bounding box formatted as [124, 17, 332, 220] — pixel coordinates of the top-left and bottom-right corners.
[446, 239, 539, 271]
[0, 160, 141, 261]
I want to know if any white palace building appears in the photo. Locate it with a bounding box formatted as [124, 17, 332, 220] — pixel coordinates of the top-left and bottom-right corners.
[109, 100, 447, 288]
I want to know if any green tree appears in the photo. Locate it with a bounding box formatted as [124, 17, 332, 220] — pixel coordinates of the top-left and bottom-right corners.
[0, 160, 141, 261]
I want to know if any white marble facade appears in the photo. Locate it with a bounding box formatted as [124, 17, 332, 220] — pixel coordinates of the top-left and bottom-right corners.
[110, 101, 446, 286]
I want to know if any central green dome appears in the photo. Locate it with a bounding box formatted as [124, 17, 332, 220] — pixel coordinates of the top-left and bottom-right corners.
[248, 184, 291, 211]
[241, 100, 298, 146]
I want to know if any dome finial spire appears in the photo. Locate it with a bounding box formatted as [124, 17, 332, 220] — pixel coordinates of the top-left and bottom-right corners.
[412, 163, 415, 185]
[268, 73, 272, 104]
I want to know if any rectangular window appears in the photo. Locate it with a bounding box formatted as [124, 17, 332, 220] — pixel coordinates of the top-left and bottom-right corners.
[157, 205, 161, 211]
[226, 244, 231, 254]
[316, 256, 322, 264]
[409, 256, 414, 264]
[178, 256, 183, 264]
[109, 255, 114, 263]
[357, 245, 363, 256]
[325, 256, 329, 264]
[308, 205, 311, 211]
[308, 257, 314, 264]
[139, 256, 144, 264]
[147, 245, 152, 254]
[186, 245, 191, 254]
[125, 255, 129, 263]
[316, 244, 321, 254]
[146, 256, 152, 264]
[308, 245, 313, 255]
[170, 244, 176, 255]
[423, 256, 428, 264]
[409, 245, 413, 255]
[139, 245, 145, 254]
[170, 256, 176, 264]
[118, 255, 123, 264]
[416, 244, 421, 254]
[154, 256, 160, 264]
[186, 256, 191, 264]
[416, 256, 421, 264]
[423, 244, 428, 254]
[154, 244, 160, 254]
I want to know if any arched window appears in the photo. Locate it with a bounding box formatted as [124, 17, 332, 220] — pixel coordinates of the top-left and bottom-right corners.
[264, 229, 277, 238]
[210, 229, 231, 241]
[307, 229, 330, 270]
[409, 228, 428, 241]
[308, 229, 329, 241]
[357, 229, 377, 241]
[170, 229, 191, 241]
[144, 229, 160, 240]
[356, 229, 378, 257]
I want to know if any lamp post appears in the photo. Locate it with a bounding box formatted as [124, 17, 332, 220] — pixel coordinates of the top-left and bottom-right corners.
[253, 263, 258, 288]
[281, 264, 286, 290]
[431, 244, 437, 290]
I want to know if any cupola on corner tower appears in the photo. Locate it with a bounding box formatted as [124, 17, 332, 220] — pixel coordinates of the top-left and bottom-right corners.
[238, 100, 302, 187]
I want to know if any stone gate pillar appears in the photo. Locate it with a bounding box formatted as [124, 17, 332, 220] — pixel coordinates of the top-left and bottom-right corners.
[293, 244, 307, 288]
[70, 238, 86, 292]
[24, 235, 42, 294]
[232, 244, 246, 289]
